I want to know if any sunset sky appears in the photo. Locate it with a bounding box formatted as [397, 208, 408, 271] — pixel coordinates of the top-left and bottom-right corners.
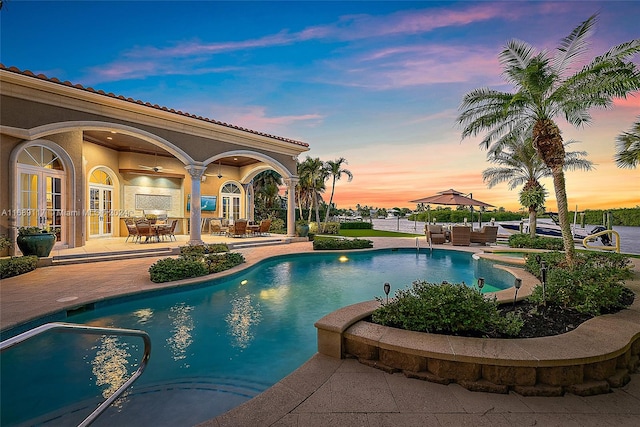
[1, 1, 638, 212]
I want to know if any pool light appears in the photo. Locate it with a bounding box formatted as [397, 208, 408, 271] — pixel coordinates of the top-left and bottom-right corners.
[240, 279, 248, 285]
[338, 255, 348, 262]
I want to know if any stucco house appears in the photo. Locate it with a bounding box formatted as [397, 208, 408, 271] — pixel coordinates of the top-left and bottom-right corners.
[0, 65, 309, 254]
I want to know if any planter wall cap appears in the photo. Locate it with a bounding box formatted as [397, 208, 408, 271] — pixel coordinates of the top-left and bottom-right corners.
[315, 300, 379, 334]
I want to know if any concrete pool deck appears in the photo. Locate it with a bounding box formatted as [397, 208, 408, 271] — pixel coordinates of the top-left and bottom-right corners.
[2, 237, 639, 426]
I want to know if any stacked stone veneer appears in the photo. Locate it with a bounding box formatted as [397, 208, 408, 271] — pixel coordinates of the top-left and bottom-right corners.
[316, 299, 640, 397]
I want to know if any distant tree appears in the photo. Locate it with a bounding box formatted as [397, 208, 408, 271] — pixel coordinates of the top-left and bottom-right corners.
[614, 118, 640, 169]
[322, 157, 352, 231]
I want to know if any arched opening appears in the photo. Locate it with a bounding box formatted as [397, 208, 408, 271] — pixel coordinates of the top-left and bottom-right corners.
[16, 144, 66, 242]
[88, 168, 115, 237]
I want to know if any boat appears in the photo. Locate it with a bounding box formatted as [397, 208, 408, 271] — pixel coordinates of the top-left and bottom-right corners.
[500, 212, 613, 246]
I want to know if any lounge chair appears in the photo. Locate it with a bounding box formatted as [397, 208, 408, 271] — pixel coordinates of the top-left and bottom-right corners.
[124, 218, 140, 243]
[425, 224, 446, 244]
[209, 218, 224, 235]
[227, 219, 248, 237]
[257, 219, 272, 236]
[135, 219, 158, 243]
[157, 220, 178, 241]
[450, 226, 471, 246]
[470, 226, 498, 245]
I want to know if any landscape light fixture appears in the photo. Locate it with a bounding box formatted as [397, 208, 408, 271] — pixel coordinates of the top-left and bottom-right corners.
[540, 261, 548, 304]
[383, 282, 391, 304]
[513, 278, 522, 307]
[477, 277, 485, 291]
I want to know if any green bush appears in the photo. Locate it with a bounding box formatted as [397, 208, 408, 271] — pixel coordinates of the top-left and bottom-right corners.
[309, 221, 341, 234]
[508, 234, 564, 250]
[203, 252, 246, 273]
[372, 281, 522, 337]
[149, 250, 245, 283]
[339, 221, 373, 230]
[149, 258, 209, 283]
[525, 251, 633, 315]
[269, 218, 286, 234]
[179, 243, 229, 258]
[0, 256, 38, 279]
[312, 237, 373, 250]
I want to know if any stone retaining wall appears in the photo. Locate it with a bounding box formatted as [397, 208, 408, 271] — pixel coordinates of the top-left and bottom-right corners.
[316, 297, 640, 397]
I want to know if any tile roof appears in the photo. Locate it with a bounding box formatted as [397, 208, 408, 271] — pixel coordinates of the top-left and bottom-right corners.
[0, 64, 309, 148]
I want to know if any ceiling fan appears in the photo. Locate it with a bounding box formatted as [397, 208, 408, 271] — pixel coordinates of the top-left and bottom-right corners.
[204, 161, 224, 179]
[139, 152, 174, 173]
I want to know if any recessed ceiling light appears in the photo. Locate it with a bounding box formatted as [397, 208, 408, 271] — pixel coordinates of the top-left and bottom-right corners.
[233, 157, 238, 161]
[107, 137, 113, 140]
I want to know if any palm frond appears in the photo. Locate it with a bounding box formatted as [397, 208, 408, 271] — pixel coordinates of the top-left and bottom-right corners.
[553, 14, 597, 75]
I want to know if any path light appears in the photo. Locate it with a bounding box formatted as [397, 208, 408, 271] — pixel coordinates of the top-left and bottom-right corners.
[513, 278, 522, 307]
[477, 277, 485, 291]
[383, 282, 391, 304]
[540, 261, 547, 305]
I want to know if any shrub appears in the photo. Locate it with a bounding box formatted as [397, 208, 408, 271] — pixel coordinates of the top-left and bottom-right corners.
[372, 281, 522, 337]
[203, 252, 246, 273]
[339, 221, 373, 230]
[148, 258, 209, 283]
[525, 251, 634, 315]
[149, 251, 245, 283]
[0, 256, 38, 279]
[312, 237, 373, 250]
[180, 243, 229, 258]
[269, 218, 286, 234]
[508, 234, 564, 250]
[315, 222, 340, 235]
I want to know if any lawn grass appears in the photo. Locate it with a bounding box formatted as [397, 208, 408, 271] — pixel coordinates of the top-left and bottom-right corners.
[337, 229, 422, 238]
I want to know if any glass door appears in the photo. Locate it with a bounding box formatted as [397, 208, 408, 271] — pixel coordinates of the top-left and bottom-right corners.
[18, 169, 64, 241]
[89, 186, 113, 237]
[221, 183, 242, 221]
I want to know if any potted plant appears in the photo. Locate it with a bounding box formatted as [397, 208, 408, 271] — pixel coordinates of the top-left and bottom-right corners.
[16, 226, 56, 258]
[295, 220, 309, 237]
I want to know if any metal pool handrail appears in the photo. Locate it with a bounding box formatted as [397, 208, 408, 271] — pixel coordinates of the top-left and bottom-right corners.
[582, 229, 621, 253]
[0, 322, 151, 427]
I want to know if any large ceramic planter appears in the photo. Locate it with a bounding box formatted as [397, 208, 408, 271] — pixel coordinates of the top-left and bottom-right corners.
[296, 224, 309, 237]
[16, 233, 56, 257]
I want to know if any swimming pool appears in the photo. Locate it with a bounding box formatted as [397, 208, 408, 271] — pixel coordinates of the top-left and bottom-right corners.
[0, 248, 513, 426]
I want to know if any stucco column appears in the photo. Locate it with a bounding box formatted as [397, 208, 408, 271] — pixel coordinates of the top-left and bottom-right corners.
[285, 177, 298, 236]
[186, 165, 206, 245]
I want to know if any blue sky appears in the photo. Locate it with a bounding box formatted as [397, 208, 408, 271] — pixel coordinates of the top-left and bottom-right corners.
[2, 0, 639, 211]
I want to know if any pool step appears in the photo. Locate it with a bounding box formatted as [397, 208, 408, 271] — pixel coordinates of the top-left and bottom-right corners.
[52, 247, 176, 265]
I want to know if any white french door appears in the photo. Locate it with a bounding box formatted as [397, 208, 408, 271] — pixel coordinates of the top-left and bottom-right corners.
[17, 167, 65, 242]
[89, 186, 113, 237]
[221, 183, 242, 221]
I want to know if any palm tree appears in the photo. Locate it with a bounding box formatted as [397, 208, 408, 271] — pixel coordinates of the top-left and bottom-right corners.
[322, 157, 353, 232]
[483, 132, 593, 237]
[457, 14, 639, 265]
[297, 157, 326, 224]
[614, 118, 640, 168]
[253, 170, 283, 217]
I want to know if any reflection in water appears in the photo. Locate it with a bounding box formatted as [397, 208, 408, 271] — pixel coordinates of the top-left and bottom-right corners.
[91, 336, 132, 406]
[226, 295, 262, 349]
[166, 303, 195, 366]
[133, 308, 154, 324]
[259, 285, 290, 304]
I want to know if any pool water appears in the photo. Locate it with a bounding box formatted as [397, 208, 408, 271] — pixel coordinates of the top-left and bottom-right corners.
[1, 249, 513, 426]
